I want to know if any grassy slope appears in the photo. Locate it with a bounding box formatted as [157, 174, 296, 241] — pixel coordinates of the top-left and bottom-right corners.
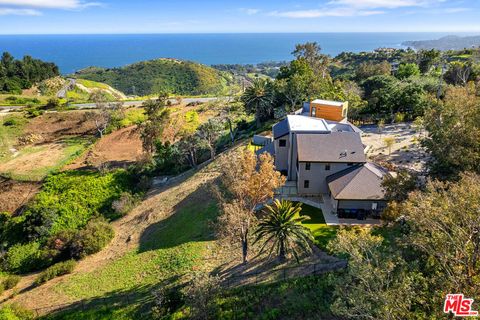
[57, 203, 217, 299]
[45, 199, 339, 320]
[0, 114, 28, 161]
[43, 202, 217, 319]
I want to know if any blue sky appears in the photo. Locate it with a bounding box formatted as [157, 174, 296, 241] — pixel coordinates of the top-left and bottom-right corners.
[0, 0, 480, 34]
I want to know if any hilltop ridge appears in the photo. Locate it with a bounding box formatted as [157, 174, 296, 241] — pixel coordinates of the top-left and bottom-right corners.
[74, 58, 232, 96]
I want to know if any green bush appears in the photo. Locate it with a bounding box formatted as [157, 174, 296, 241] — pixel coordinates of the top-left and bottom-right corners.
[35, 260, 77, 285]
[70, 218, 114, 259]
[111, 192, 138, 216]
[23, 170, 134, 239]
[0, 304, 35, 320]
[2, 275, 21, 290]
[2, 118, 18, 127]
[3, 242, 43, 274]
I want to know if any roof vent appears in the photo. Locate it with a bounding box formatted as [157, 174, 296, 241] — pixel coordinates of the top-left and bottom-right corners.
[340, 150, 347, 158]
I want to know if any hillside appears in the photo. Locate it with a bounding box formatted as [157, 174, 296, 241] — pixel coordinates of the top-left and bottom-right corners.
[403, 35, 480, 50]
[74, 59, 231, 96]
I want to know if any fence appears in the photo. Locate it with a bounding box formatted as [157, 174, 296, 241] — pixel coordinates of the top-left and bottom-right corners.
[222, 260, 347, 288]
[31, 260, 346, 317]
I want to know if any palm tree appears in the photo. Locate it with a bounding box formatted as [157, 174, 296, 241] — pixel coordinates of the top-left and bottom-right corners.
[241, 78, 275, 128]
[254, 200, 314, 263]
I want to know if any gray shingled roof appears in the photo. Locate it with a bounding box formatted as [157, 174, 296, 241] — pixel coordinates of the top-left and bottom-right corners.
[296, 132, 366, 163]
[327, 163, 389, 200]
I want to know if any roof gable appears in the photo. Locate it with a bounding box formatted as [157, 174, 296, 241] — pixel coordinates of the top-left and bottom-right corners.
[327, 163, 389, 200]
[296, 132, 366, 163]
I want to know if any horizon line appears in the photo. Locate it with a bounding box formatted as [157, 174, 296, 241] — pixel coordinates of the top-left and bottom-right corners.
[0, 31, 478, 36]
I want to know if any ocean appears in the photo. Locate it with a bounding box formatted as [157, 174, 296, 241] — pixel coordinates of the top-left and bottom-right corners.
[0, 33, 453, 74]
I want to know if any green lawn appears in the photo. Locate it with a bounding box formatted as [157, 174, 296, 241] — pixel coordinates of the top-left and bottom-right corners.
[294, 202, 339, 250]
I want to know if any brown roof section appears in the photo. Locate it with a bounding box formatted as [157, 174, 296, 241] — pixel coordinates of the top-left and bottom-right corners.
[296, 132, 366, 163]
[327, 163, 389, 200]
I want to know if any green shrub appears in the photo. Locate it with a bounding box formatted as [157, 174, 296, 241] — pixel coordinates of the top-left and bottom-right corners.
[2, 118, 18, 127]
[111, 192, 138, 216]
[35, 260, 77, 285]
[2, 275, 21, 290]
[3, 242, 42, 274]
[23, 170, 134, 239]
[0, 304, 35, 320]
[394, 113, 406, 123]
[70, 218, 114, 259]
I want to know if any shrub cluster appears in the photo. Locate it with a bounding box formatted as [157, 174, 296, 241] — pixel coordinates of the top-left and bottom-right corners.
[0, 303, 35, 320]
[1, 170, 134, 274]
[2, 275, 21, 290]
[35, 260, 77, 285]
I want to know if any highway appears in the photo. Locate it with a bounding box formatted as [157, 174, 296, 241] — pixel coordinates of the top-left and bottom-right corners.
[0, 97, 225, 112]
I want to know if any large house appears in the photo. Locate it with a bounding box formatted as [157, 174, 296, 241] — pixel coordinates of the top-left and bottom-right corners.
[256, 100, 389, 219]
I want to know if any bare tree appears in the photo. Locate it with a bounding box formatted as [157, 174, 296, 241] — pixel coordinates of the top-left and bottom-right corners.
[197, 119, 223, 159]
[215, 149, 285, 264]
[184, 272, 220, 320]
[84, 100, 123, 138]
[178, 133, 202, 169]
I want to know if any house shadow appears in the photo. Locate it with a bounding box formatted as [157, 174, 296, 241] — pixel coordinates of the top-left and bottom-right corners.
[138, 182, 218, 253]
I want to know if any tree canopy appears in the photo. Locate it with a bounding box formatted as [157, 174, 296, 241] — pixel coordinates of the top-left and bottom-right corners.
[0, 52, 59, 94]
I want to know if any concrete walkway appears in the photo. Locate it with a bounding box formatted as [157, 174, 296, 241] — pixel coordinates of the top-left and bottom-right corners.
[278, 194, 340, 226]
[318, 194, 340, 225]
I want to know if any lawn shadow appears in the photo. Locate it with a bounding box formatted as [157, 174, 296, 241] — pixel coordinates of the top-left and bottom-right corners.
[40, 275, 183, 319]
[138, 182, 218, 252]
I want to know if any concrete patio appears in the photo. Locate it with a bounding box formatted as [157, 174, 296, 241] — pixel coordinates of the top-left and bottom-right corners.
[276, 183, 382, 226]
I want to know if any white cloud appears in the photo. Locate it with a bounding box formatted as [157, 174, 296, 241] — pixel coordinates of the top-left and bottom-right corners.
[0, 7, 40, 15]
[0, 0, 101, 9]
[270, 8, 383, 18]
[239, 8, 260, 15]
[329, 0, 441, 9]
[443, 7, 469, 13]
[270, 0, 452, 18]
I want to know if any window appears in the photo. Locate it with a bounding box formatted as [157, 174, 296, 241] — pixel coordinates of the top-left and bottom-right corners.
[304, 180, 310, 188]
[311, 107, 316, 117]
[305, 162, 311, 170]
[279, 139, 286, 147]
[325, 164, 331, 171]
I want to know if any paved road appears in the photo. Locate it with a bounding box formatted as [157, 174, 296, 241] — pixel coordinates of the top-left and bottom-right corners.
[72, 97, 224, 109]
[0, 97, 225, 111]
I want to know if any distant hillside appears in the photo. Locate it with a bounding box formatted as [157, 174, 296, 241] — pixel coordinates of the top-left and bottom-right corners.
[403, 35, 480, 50]
[74, 58, 231, 96]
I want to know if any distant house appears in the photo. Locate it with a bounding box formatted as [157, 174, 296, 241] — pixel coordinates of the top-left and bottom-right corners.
[256, 100, 389, 219]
